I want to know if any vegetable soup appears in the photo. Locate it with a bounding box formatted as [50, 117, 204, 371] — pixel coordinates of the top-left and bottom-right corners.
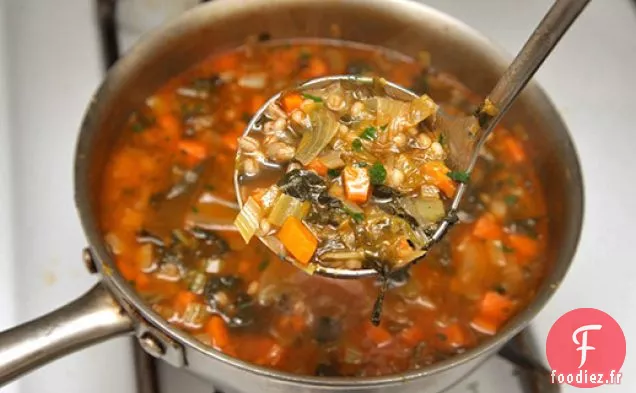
[99, 39, 547, 377]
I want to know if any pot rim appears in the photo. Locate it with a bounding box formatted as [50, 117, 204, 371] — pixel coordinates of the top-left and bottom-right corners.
[74, 0, 584, 386]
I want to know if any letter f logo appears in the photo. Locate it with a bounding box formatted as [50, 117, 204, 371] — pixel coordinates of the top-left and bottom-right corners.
[572, 324, 602, 368]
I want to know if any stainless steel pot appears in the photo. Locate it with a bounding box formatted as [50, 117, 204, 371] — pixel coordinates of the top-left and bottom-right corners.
[0, 0, 584, 391]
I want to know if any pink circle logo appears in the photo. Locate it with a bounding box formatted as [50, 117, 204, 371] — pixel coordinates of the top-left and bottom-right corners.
[546, 308, 626, 388]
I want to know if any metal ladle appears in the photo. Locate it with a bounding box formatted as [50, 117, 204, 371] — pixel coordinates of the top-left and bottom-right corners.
[234, 0, 589, 279]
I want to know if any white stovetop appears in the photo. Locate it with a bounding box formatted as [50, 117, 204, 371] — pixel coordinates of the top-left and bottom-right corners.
[1, 1, 634, 392]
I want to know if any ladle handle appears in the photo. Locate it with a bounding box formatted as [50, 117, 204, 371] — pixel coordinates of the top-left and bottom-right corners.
[481, 0, 590, 134]
[0, 284, 133, 387]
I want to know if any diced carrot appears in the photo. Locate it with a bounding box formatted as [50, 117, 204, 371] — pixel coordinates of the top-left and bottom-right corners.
[121, 208, 144, 230]
[470, 291, 515, 335]
[421, 161, 456, 197]
[157, 113, 180, 134]
[238, 260, 250, 275]
[440, 324, 466, 348]
[117, 261, 138, 281]
[277, 217, 318, 265]
[249, 95, 266, 114]
[507, 234, 539, 260]
[222, 133, 238, 151]
[366, 323, 392, 347]
[212, 53, 239, 72]
[503, 136, 526, 163]
[303, 57, 329, 78]
[178, 139, 208, 162]
[206, 315, 230, 349]
[479, 291, 514, 320]
[134, 273, 151, 291]
[306, 158, 328, 176]
[174, 291, 197, 314]
[473, 213, 503, 240]
[281, 93, 303, 113]
[470, 314, 499, 336]
[400, 326, 425, 346]
[342, 165, 370, 203]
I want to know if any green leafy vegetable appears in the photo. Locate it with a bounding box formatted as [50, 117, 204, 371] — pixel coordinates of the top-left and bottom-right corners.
[302, 93, 323, 103]
[131, 123, 145, 133]
[359, 126, 377, 141]
[369, 162, 387, 185]
[447, 170, 470, 183]
[504, 195, 519, 206]
[327, 168, 341, 178]
[501, 244, 515, 253]
[342, 206, 364, 223]
[258, 259, 270, 271]
[352, 138, 363, 152]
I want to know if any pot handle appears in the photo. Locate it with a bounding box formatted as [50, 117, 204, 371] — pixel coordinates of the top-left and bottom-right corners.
[0, 283, 134, 387]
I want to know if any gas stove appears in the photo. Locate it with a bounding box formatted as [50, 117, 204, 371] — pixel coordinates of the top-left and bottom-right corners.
[3, 0, 635, 392]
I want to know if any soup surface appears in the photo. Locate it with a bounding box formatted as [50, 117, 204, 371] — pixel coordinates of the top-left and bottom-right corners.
[99, 39, 547, 377]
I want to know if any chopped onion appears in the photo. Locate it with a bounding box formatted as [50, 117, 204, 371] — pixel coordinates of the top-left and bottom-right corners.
[401, 197, 445, 225]
[267, 193, 311, 227]
[406, 95, 438, 126]
[375, 97, 409, 126]
[294, 108, 339, 165]
[234, 197, 263, 243]
[319, 150, 345, 169]
[238, 73, 267, 89]
[105, 232, 123, 255]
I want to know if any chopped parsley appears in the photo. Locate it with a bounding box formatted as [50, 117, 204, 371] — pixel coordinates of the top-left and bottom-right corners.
[380, 124, 388, 131]
[299, 50, 312, 60]
[131, 122, 145, 133]
[501, 244, 515, 253]
[359, 126, 377, 141]
[504, 195, 519, 206]
[352, 138, 363, 152]
[258, 259, 270, 271]
[327, 168, 341, 178]
[438, 133, 446, 145]
[447, 170, 470, 183]
[354, 162, 369, 168]
[342, 207, 364, 223]
[436, 333, 448, 342]
[191, 206, 199, 214]
[302, 93, 323, 103]
[204, 184, 215, 191]
[493, 283, 507, 294]
[369, 162, 387, 185]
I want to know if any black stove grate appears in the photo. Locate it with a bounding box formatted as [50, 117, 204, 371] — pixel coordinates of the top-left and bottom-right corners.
[94, 1, 559, 392]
